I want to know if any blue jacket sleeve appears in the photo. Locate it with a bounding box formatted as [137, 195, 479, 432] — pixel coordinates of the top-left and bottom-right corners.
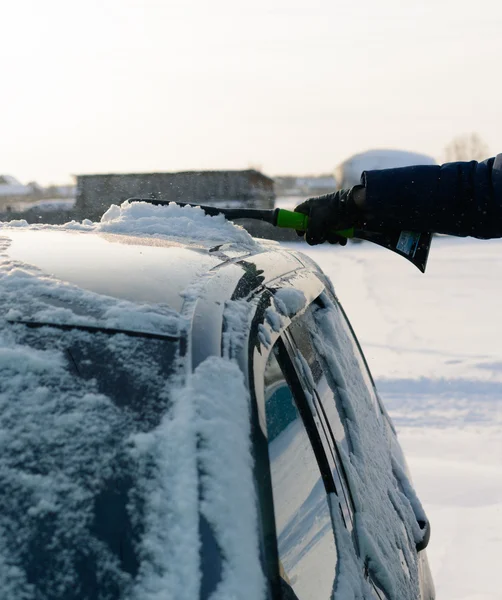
[360, 154, 502, 238]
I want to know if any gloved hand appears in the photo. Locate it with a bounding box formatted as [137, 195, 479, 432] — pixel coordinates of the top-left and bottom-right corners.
[294, 186, 363, 245]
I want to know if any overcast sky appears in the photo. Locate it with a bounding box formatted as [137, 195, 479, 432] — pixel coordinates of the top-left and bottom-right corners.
[2, 0, 501, 184]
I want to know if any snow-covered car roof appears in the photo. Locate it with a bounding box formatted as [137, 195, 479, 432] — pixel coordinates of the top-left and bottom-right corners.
[0, 201, 269, 323]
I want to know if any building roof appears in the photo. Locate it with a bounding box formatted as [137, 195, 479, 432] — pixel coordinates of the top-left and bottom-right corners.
[76, 169, 274, 184]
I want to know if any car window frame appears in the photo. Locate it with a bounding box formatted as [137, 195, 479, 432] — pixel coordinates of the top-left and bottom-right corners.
[282, 306, 357, 529]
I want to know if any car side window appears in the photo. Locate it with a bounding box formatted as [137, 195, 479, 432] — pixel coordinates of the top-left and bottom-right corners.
[319, 295, 382, 417]
[285, 305, 356, 515]
[289, 296, 381, 420]
[264, 343, 338, 600]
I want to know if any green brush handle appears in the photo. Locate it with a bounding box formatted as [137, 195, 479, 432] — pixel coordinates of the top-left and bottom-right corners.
[275, 209, 354, 239]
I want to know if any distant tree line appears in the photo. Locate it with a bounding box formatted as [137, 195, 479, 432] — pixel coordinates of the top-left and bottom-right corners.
[444, 133, 490, 162]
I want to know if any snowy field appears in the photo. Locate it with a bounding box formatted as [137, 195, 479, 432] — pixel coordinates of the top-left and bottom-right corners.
[279, 234, 502, 600]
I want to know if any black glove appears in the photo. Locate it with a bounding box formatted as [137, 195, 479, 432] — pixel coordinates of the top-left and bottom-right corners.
[294, 186, 362, 246]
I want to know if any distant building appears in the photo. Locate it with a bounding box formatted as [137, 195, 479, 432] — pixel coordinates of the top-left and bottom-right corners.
[272, 176, 298, 196]
[75, 170, 275, 221]
[295, 175, 337, 195]
[335, 150, 436, 189]
[274, 174, 336, 197]
[44, 184, 77, 199]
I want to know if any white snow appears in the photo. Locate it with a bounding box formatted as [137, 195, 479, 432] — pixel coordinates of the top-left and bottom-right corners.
[329, 494, 374, 599]
[0, 335, 263, 599]
[129, 355, 265, 600]
[258, 323, 272, 349]
[0, 322, 183, 599]
[222, 299, 253, 359]
[128, 371, 200, 600]
[265, 306, 283, 333]
[1, 200, 259, 248]
[273, 288, 306, 317]
[280, 234, 502, 600]
[99, 201, 258, 247]
[191, 357, 266, 600]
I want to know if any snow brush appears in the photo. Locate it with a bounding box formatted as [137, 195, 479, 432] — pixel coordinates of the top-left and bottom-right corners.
[128, 198, 432, 273]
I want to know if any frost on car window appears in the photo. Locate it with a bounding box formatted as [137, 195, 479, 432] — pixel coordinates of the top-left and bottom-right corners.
[0, 321, 182, 600]
[0, 232, 216, 600]
[309, 294, 426, 600]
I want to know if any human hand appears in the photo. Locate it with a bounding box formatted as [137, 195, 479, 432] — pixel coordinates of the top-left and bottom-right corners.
[294, 186, 364, 245]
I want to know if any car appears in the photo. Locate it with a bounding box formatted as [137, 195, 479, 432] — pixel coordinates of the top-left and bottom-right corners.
[0, 201, 435, 600]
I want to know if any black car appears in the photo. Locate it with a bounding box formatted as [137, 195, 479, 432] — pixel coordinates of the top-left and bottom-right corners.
[0, 207, 434, 600]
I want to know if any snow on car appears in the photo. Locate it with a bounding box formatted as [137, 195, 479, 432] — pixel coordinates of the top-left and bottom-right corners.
[0, 202, 434, 599]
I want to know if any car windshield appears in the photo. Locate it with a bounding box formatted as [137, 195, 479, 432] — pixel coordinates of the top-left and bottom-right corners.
[0, 321, 190, 599]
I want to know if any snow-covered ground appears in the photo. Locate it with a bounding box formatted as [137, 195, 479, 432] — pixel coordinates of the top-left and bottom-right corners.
[280, 235, 502, 600]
